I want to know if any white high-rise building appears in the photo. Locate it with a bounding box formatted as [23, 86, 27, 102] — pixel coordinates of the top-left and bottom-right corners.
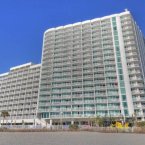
[0, 63, 41, 126]
[1, 10, 145, 127]
[38, 10, 145, 125]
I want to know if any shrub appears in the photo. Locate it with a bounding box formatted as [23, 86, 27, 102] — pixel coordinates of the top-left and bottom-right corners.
[136, 121, 145, 127]
[69, 124, 79, 130]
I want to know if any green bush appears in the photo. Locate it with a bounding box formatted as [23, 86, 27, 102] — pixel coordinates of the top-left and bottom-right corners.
[69, 124, 79, 130]
[136, 121, 145, 127]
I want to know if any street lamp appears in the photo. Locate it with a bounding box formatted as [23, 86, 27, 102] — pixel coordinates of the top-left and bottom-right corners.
[119, 113, 124, 125]
[11, 116, 13, 128]
[33, 118, 36, 128]
[22, 120, 24, 128]
[60, 111, 63, 129]
[109, 112, 112, 125]
[33, 108, 38, 128]
[0, 114, 1, 127]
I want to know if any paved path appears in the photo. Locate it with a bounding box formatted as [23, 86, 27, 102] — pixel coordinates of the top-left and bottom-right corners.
[0, 132, 144, 145]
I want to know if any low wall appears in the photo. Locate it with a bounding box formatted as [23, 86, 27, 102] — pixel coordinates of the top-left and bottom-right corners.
[0, 127, 145, 133]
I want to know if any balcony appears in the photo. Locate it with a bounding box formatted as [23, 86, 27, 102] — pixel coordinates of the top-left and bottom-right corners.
[95, 93, 106, 96]
[103, 56, 115, 61]
[122, 26, 132, 31]
[84, 107, 95, 111]
[83, 101, 93, 105]
[94, 69, 104, 73]
[130, 76, 142, 82]
[125, 47, 136, 52]
[123, 31, 133, 37]
[124, 36, 134, 40]
[72, 88, 83, 92]
[72, 114, 84, 118]
[51, 102, 61, 105]
[72, 83, 82, 87]
[129, 70, 141, 75]
[95, 81, 105, 84]
[108, 99, 120, 103]
[131, 83, 144, 88]
[72, 95, 83, 98]
[129, 64, 140, 69]
[108, 106, 120, 110]
[141, 105, 145, 109]
[83, 76, 93, 80]
[121, 20, 132, 26]
[107, 92, 119, 96]
[61, 102, 71, 105]
[93, 58, 104, 62]
[94, 75, 104, 78]
[105, 74, 117, 77]
[72, 101, 84, 105]
[126, 52, 138, 58]
[132, 90, 145, 95]
[50, 115, 60, 118]
[134, 105, 142, 109]
[96, 107, 108, 110]
[127, 58, 139, 63]
[140, 98, 145, 102]
[72, 107, 83, 111]
[96, 100, 107, 103]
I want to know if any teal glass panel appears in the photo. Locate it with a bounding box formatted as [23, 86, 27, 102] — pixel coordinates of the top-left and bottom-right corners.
[112, 17, 116, 21]
[122, 95, 127, 101]
[121, 88, 126, 94]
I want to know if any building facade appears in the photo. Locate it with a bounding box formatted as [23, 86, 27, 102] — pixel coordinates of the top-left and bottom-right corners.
[38, 10, 145, 125]
[0, 63, 40, 126]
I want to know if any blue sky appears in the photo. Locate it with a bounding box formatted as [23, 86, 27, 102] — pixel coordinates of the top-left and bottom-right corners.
[0, 0, 145, 73]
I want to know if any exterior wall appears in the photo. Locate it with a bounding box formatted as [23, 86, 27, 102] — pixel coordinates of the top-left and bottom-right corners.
[131, 17, 145, 119]
[38, 10, 145, 122]
[118, 12, 145, 120]
[0, 63, 41, 124]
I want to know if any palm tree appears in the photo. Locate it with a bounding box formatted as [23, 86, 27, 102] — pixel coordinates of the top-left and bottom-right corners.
[1, 111, 10, 127]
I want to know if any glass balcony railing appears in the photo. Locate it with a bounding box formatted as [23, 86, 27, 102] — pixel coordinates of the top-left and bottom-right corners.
[132, 90, 144, 95]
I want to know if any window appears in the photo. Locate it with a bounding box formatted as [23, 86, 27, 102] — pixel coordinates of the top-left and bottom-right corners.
[119, 75, 124, 80]
[119, 81, 124, 87]
[117, 57, 121, 63]
[122, 95, 126, 101]
[121, 88, 126, 94]
[116, 46, 120, 51]
[112, 17, 116, 21]
[114, 31, 118, 35]
[124, 110, 128, 116]
[118, 69, 123, 74]
[116, 51, 120, 56]
[115, 41, 119, 45]
[112, 21, 116, 26]
[117, 63, 122, 68]
[114, 36, 118, 40]
[123, 102, 128, 107]
[113, 26, 117, 31]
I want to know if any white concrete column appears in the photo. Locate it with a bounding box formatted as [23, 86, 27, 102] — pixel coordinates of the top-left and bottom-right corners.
[50, 119, 53, 126]
[71, 120, 74, 125]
